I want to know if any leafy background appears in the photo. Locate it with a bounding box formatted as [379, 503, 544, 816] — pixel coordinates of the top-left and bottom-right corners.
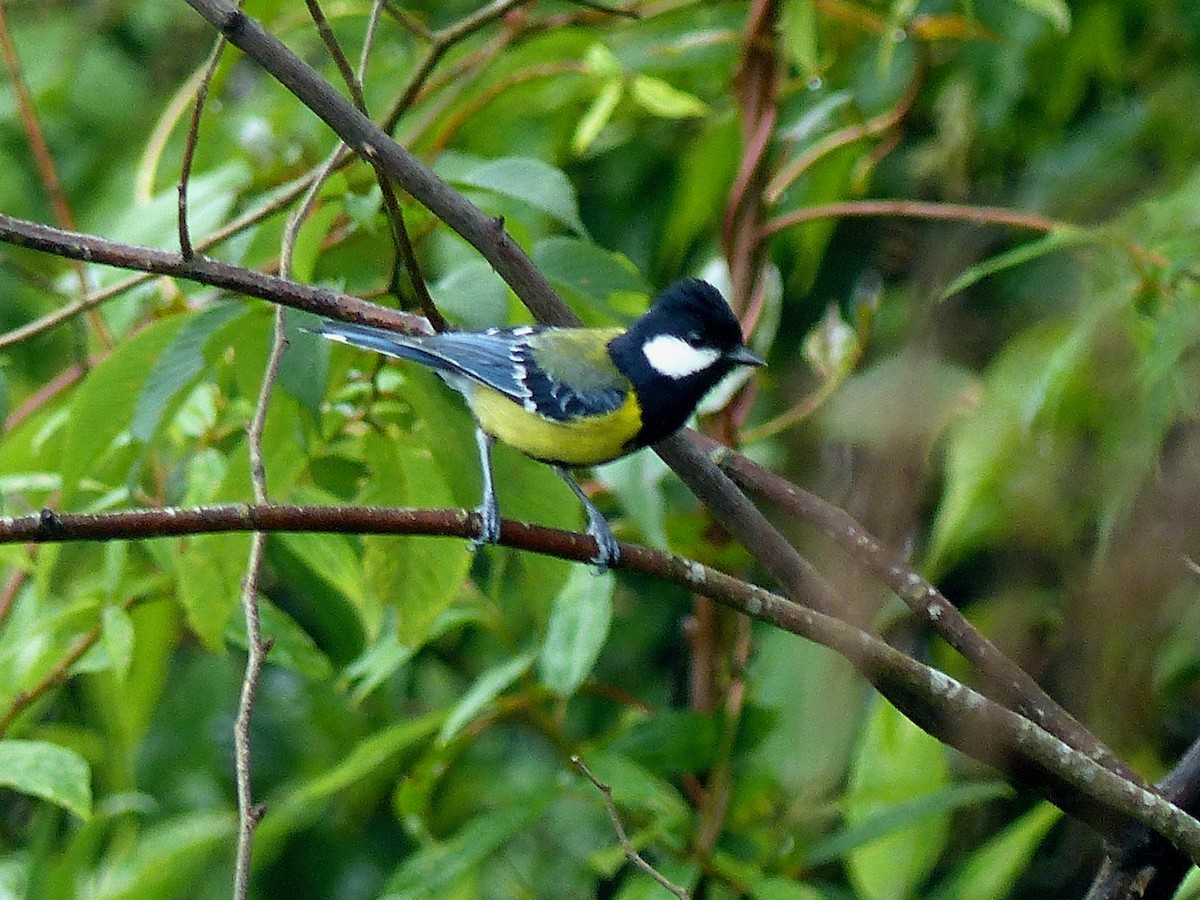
[1, 0, 1200, 898]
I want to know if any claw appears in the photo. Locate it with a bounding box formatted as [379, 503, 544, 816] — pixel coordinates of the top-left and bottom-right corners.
[554, 464, 619, 574]
[473, 494, 501, 548]
[584, 506, 620, 574]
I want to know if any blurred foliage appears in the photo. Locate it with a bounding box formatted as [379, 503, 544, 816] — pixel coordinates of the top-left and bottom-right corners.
[0, 0, 1199, 897]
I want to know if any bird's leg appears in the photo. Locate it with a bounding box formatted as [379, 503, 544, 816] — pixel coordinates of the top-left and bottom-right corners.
[473, 427, 501, 547]
[553, 465, 619, 573]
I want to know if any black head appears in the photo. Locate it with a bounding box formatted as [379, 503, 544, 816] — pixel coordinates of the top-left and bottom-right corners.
[608, 279, 764, 449]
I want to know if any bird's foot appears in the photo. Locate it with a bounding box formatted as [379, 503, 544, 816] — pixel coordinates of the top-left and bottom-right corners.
[585, 509, 620, 574]
[472, 496, 501, 550]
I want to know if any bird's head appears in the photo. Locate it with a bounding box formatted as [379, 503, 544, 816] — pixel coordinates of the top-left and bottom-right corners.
[608, 279, 764, 446]
[617, 279, 764, 382]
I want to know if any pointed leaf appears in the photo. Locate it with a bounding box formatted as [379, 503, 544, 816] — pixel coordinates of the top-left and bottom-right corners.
[130, 303, 245, 444]
[439, 652, 535, 744]
[630, 75, 709, 119]
[437, 153, 586, 234]
[60, 316, 185, 506]
[538, 567, 614, 697]
[572, 78, 624, 156]
[0, 740, 91, 819]
[844, 699, 951, 900]
[1009, 0, 1070, 33]
[940, 227, 1093, 300]
[380, 798, 549, 898]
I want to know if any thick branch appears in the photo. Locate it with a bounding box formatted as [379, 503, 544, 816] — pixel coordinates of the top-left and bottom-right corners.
[706, 439, 1146, 787]
[182, 0, 569, 326]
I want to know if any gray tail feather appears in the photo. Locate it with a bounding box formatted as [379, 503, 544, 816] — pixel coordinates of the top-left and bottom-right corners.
[309, 321, 449, 371]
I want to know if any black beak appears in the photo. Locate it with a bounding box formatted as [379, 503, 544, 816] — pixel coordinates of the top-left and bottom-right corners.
[727, 345, 766, 367]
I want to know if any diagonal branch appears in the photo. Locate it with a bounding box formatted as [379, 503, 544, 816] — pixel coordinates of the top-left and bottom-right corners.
[0, 213, 426, 338]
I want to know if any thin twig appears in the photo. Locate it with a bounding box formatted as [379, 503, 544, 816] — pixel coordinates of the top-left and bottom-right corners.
[0, 213, 428, 340]
[0, 167, 351, 349]
[0, 568, 28, 635]
[0, 595, 141, 737]
[571, 756, 692, 900]
[3, 364, 85, 433]
[179, 30, 232, 258]
[0, 0, 109, 357]
[380, 0, 530, 134]
[763, 198, 1070, 237]
[305, 0, 446, 329]
[763, 52, 923, 205]
[232, 302, 287, 899]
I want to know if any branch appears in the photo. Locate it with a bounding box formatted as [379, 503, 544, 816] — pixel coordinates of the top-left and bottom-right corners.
[763, 198, 1069, 237]
[175, 0, 854, 646]
[181, 0, 568, 326]
[0, 213, 426, 336]
[705, 439, 1149, 789]
[1087, 737, 1200, 899]
[572, 755, 691, 900]
[1, 501, 1198, 860]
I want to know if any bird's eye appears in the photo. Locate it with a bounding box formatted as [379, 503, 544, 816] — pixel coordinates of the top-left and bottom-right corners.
[684, 330, 704, 347]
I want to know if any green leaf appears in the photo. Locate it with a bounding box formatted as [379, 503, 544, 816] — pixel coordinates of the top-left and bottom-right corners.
[940, 227, 1093, 300]
[429, 259, 511, 329]
[110, 163, 251, 254]
[747, 632, 864, 801]
[0, 366, 9, 432]
[261, 712, 443, 844]
[279, 310, 329, 421]
[1008, 0, 1071, 33]
[572, 78, 623, 156]
[129, 303, 245, 444]
[89, 812, 234, 900]
[343, 606, 484, 704]
[583, 42, 622, 77]
[437, 153, 587, 235]
[929, 802, 1061, 900]
[0, 740, 91, 819]
[177, 533, 251, 651]
[439, 652, 535, 744]
[630, 75, 709, 119]
[582, 751, 691, 822]
[926, 321, 1093, 574]
[380, 798, 550, 899]
[538, 567, 614, 697]
[284, 202, 340, 285]
[750, 878, 827, 900]
[595, 450, 670, 549]
[531, 237, 650, 313]
[360, 433, 473, 646]
[225, 599, 334, 682]
[60, 316, 186, 506]
[71, 605, 135, 681]
[844, 698, 951, 900]
[806, 781, 1012, 867]
[779, 0, 819, 76]
[608, 710, 720, 776]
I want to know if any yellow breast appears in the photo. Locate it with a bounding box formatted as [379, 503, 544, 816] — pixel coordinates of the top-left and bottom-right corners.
[466, 384, 643, 466]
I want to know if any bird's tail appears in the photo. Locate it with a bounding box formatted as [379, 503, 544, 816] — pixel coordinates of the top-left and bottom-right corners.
[309, 321, 447, 371]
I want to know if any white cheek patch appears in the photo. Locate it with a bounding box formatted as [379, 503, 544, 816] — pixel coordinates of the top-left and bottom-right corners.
[642, 335, 721, 379]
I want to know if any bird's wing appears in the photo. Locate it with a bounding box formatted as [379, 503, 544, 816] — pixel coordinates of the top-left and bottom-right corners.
[518, 328, 628, 420]
[313, 322, 629, 421]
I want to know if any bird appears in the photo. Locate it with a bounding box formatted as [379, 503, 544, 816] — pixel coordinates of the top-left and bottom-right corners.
[312, 278, 764, 571]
